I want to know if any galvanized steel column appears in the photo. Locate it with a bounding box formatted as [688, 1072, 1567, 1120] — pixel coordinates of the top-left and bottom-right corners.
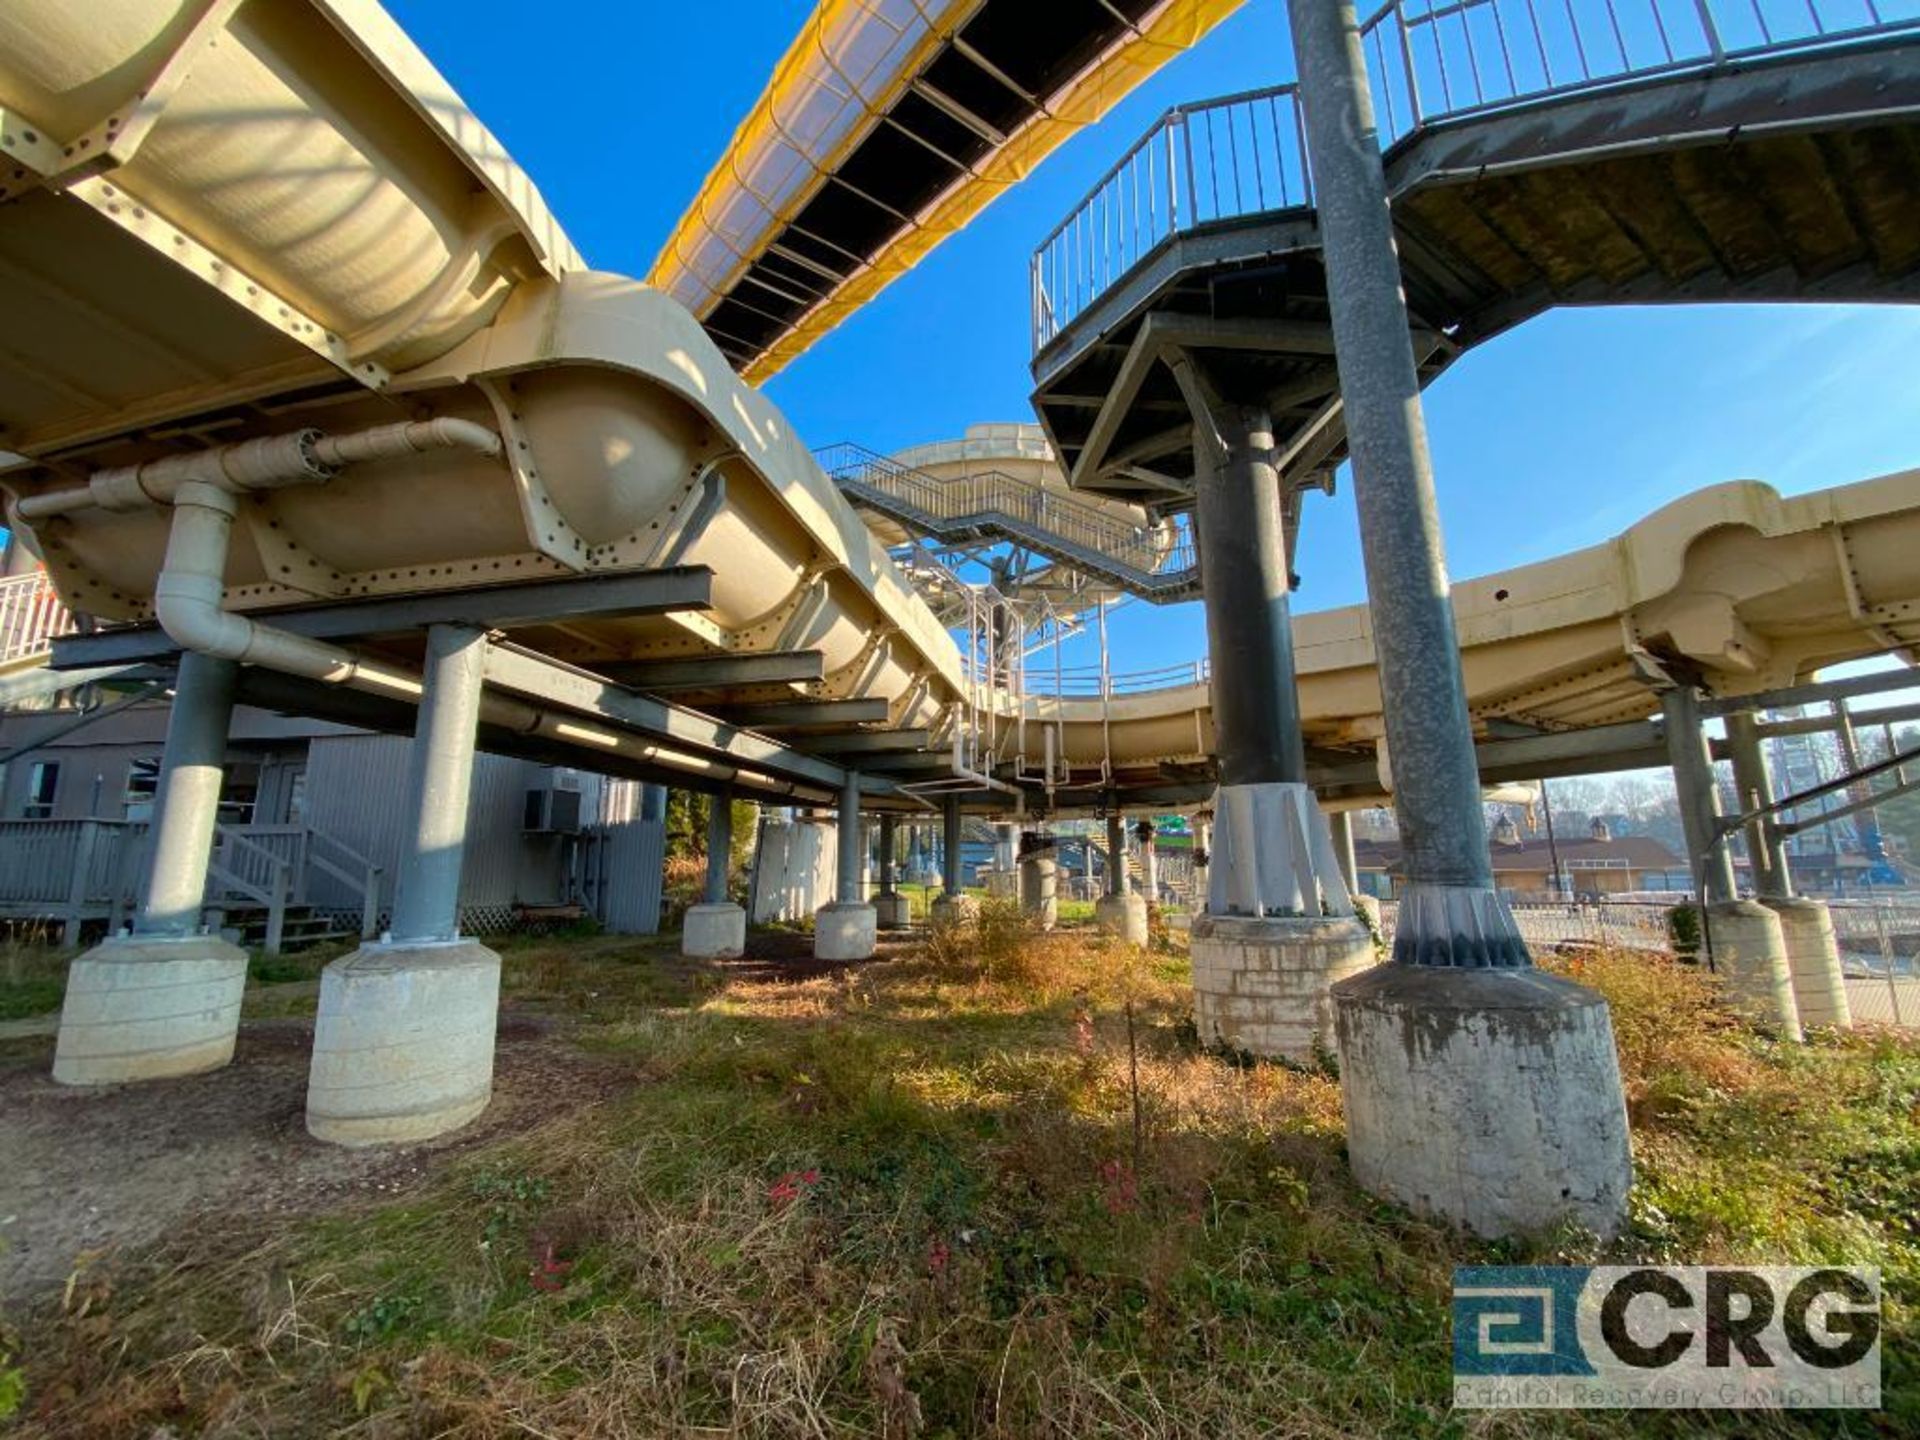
[1107, 811, 1129, 897]
[1328, 808, 1359, 895]
[1286, 0, 1494, 898]
[837, 770, 862, 904]
[1662, 687, 1737, 905]
[703, 789, 733, 905]
[1191, 402, 1307, 785]
[942, 792, 962, 896]
[137, 650, 238, 935]
[388, 624, 486, 943]
[1725, 712, 1791, 898]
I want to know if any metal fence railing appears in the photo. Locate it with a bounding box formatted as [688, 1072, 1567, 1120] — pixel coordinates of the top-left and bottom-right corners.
[0, 572, 74, 667]
[1032, 0, 1919, 349]
[1368, 894, 1917, 1026]
[817, 440, 1196, 581]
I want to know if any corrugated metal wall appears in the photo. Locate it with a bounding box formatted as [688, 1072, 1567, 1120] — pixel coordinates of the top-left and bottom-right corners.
[578, 819, 666, 934]
[303, 736, 581, 916]
[750, 817, 840, 923]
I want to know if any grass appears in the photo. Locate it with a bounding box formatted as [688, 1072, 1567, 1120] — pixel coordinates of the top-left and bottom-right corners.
[0, 946, 67, 1023]
[2, 908, 1915, 1437]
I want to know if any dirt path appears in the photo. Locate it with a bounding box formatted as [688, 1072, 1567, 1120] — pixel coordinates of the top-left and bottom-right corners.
[0, 1012, 626, 1302]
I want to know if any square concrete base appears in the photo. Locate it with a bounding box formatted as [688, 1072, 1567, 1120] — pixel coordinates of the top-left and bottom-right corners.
[874, 892, 913, 930]
[815, 901, 877, 960]
[1334, 965, 1632, 1239]
[1094, 893, 1149, 945]
[306, 938, 501, 1147]
[1191, 913, 1376, 1061]
[683, 901, 747, 958]
[52, 932, 249, 1086]
[930, 893, 977, 928]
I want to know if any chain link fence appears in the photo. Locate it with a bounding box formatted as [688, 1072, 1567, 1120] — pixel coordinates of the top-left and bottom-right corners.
[1371, 895, 1916, 1027]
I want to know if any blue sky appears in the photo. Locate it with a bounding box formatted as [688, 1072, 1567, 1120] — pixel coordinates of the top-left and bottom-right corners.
[386, 1, 1920, 676]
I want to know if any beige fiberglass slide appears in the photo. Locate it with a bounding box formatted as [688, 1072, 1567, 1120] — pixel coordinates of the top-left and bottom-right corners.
[2, 0, 1918, 805]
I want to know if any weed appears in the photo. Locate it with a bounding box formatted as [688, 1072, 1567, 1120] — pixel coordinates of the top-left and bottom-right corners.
[7, 930, 1915, 1439]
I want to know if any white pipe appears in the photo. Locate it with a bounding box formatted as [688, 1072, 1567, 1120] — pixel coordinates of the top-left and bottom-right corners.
[17, 420, 499, 521]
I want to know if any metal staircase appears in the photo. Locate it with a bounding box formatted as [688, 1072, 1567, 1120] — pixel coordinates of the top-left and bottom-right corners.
[1030, 1, 1920, 504]
[817, 441, 1201, 602]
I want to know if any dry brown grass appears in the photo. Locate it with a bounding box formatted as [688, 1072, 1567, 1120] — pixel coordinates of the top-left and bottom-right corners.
[4, 931, 1914, 1438]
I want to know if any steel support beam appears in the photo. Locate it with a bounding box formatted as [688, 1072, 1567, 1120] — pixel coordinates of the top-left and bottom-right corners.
[1699, 667, 1920, 717]
[1662, 687, 1737, 904]
[1289, 0, 1507, 961]
[1725, 711, 1792, 897]
[809, 729, 931, 755]
[137, 652, 237, 936]
[942, 792, 963, 896]
[389, 625, 487, 943]
[837, 770, 864, 905]
[1107, 810, 1129, 897]
[707, 697, 892, 730]
[704, 788, 733, 906]
[606, 649, 825, 691]
[1171, 365, 1306, 785]
[49, 568, 717, 669]
[481, 643, 877, 794]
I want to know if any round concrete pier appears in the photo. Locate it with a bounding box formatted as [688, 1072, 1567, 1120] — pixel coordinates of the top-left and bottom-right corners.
[815, 901, 877, 960]
[1094, 892, 1149, 945]
[306, 938, 501, 1147]
[1019, 855, 1058, 930]
[1706, 900, 1802, 1039]
[52, 934, 248, 1085]
[874, 892, 913, 930]
[682, 901, 746, 958]
[1333, 966, 1633, 1239]
[1762, 897, 1851, 1030]
[1191, 914, 1376, 1060]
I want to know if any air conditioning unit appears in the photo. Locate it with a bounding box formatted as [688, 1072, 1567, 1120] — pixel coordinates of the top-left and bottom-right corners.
[523, 786, 583, 834]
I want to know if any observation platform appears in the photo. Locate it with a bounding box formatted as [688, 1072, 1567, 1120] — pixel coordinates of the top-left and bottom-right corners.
[1029, 2, 1920, 511]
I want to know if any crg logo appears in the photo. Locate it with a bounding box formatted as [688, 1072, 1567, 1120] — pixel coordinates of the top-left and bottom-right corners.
[1453, 1265, 1880, 1409]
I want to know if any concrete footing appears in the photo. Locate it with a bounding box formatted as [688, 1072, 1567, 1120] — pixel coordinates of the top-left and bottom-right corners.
[930, 893, 977, 928]
[874, 892, 912, 930]
[1094, 892, 1149, 945]
[306, 938, 501, 1147]
[1763, 897, 1851, 1030]
[815, 901, 877, 960]
[984, 870, 1017, 899]
[682, 901, 747, 958]
[1333, 965, 1633, 1239]
[1191, 914, 1376, 1060]
[1706, 900, 1802, 1040]
[52, 933, 249, 1085]
[1019, 856, 1058, 930]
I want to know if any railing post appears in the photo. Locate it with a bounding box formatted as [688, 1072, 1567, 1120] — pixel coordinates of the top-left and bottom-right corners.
[1165, 117, 1181, 232]
[1693, 0, 1725, 62]
[361, 863, 382, 940]
[264, 859, 288, 956]
[1874, 903, 1901, 1025]
[63, 820, 100, 948]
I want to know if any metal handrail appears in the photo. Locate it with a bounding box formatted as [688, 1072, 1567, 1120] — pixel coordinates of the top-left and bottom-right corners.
[1032, 0, 1919, 350]
[817, 441, 1199, 585]
[0, 572, 75, 667]
[964, 654, 1212, 699]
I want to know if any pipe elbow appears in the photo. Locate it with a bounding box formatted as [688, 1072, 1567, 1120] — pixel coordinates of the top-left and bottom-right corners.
[153, 573, 255, 663]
